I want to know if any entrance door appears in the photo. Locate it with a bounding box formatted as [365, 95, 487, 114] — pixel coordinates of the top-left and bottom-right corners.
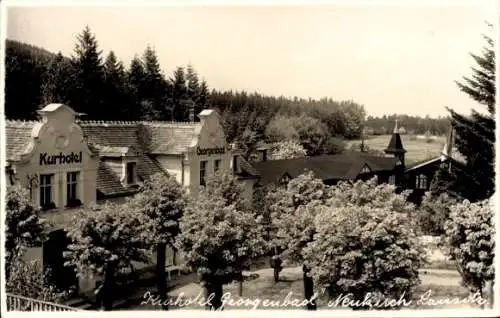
[42, 229, 78, 292]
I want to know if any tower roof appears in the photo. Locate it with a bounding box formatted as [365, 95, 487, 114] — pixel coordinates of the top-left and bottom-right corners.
[385, 120, 406, 154]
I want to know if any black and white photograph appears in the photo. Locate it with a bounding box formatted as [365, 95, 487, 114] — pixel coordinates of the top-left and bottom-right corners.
[0, 0, 498, 316]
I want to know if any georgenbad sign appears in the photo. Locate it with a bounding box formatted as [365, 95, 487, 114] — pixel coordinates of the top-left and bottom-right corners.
[196, 147, 227, 156]
[40, 152, 83, 165]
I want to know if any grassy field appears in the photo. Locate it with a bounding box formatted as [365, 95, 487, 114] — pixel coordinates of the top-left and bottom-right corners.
[346, 134, 446, 165]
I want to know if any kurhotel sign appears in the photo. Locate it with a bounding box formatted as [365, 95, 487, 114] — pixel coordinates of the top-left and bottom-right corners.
[39, 152, 83, 165]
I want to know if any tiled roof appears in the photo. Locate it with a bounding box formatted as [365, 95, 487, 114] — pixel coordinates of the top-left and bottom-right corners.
[4, 120, 36, 161]
[93, 145, 131, 157]
[248, 153, 400, 186]
[96, 161, 138, 197]
[143, 122, 200, 154]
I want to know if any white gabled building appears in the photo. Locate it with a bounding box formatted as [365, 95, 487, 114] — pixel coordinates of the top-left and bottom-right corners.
[4, 103, 247, 294]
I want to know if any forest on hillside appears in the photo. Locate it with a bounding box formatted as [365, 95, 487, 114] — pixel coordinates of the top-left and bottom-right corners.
[4, 27, 450, 157]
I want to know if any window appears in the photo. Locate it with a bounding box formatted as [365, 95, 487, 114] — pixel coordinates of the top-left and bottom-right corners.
[66, 172, 80, 205]
[388, 175, 396, 185]
[40, 174, 54, 209]
[416, 174, 428, 190]
[200, 160, 207, 186]
[214, 159, 221, 173]
[126, 162, 136, 184]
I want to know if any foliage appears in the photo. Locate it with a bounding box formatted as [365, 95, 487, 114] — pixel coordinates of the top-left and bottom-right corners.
[6, 257, 68, 304]
[443, 198, 495, 296]
[326, 178, 415, 215]
[41, 52, 74, 106]
[128, 173, 187, 308]
[267, 171, 333, 264]
[418, 192, 457, 235]
[442, 30, 495, 202]
[265, 114, 331, 156]
[70, 26, 106, 119]
[302, 178, 425, 309]
[177, 173, 266, 308]
[5, 185, 47, 278]
[365, 114, 450, 136]
[303, 203, 424, 309]
[63, 202, 151, 279]
[268, 140, 307, 160]
[130, 173, 187, 247]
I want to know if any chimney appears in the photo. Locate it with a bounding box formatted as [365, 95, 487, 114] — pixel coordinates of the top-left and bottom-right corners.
[260, 149, 267, 162]
[188, 108, 195, 122]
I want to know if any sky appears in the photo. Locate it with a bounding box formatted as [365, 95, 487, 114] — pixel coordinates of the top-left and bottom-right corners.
[4, 1, 497, 117]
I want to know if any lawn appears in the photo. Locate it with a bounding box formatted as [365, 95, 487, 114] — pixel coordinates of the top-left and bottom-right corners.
[346, 134, 446, 165]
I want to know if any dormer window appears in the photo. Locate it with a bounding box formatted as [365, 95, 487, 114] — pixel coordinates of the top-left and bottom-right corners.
[280, 174, 291, 188]
[360, 164, 372, 174]
[126, 162, 137, 184]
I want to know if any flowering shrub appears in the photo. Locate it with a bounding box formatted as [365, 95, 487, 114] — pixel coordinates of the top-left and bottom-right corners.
[443, 198, 495, 297]
[269, 140, 307, 160]
[266, 171, 333, 309]
[303, 204, 424, 309]
[177, 173, 266, 309]
[302, 178, 425, 309]
[64, 202, 151, 310]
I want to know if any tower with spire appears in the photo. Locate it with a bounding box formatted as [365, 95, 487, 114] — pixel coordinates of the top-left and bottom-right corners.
[440, 125, 455, 172]
[384, 119, 406, 166]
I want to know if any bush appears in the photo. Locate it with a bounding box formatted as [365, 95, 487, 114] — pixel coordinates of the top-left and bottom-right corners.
[304, 204, 425, 309]
[418, 192, 457, 235]
[6, 258, 68, 305]
[303, 178, 425, 309]
[269, 140, 307, 160]
[443, 198, 495, 298]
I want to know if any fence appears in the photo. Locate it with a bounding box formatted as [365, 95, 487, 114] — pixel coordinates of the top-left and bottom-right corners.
[6, 293, 82, 311]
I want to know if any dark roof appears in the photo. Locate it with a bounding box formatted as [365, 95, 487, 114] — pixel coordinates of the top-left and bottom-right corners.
[385, 133, 406, 154]
[248, 152, 401, 186]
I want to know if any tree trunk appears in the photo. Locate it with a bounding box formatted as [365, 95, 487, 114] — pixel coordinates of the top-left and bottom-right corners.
[156, 243, 168, 310]
[237, 271, 243, 296]
[270, 246, 282, 283]
[302, 264, 316, 310]
[204, 280, 224, 310]
[101, 263, 116, 311]
[273, 267, 280, 283]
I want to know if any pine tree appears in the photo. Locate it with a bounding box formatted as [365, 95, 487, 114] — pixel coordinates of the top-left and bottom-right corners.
[444, 30, 495, 202]
[186, 64, 200, 121]
[197, 79, 210, 116]
[127, 56, 147, 120]
[170, 66, 188, 121]
[103, 51, 130, 120]
[41, 52, 73, 106]
[142, 46, 167, 119]
[70, 26, 106, 119]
